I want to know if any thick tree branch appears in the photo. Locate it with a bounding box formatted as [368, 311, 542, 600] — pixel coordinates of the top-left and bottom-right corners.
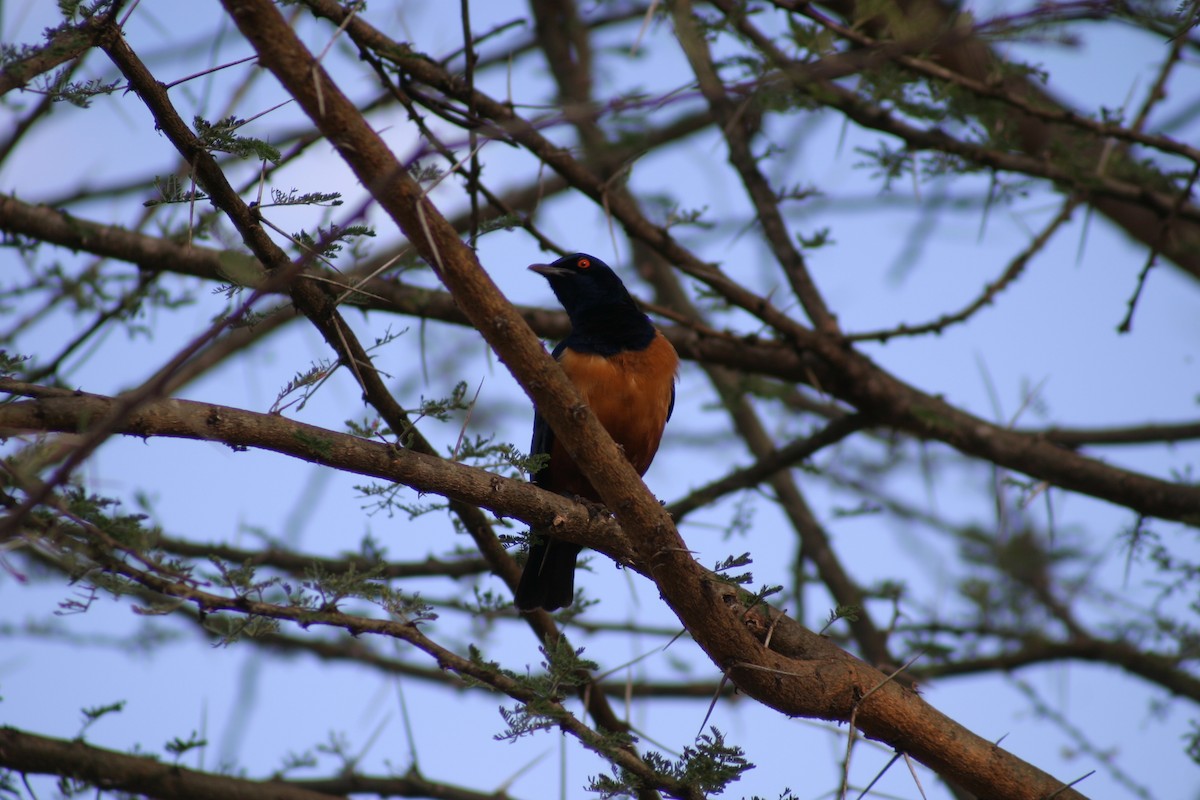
[4, 191, 1196, 527]
[0, 727, 342, 800]
[531, 0, 896, 672]
[208, 5, 1091, 796]
[285, 0, 1200, 528]
[0, 369, 1079, 799]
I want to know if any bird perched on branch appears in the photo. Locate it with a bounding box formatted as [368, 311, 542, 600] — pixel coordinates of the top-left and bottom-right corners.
[515, 253, 679, 612]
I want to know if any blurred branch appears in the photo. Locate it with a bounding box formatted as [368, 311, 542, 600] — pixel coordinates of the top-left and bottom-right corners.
[846, 199, 1077, 342]
[667, 414, 866, 522]
[0, 14, 113, 96]
[802, 0, 1200, 281]
[3, 189, 1197, 525]
[0, 727, 344, 800]
[788, 1, 1200, 165]
[0, 59, 84, 166]
[287, 773, 523, 800]
[156, 535, 491, 580]
[915, 638, 1200, 703]
[717, 1, 1200, 226]
[255, 628, 742, 701]
[1030, 420, 1200, 448]
[672, 0, 837, 333]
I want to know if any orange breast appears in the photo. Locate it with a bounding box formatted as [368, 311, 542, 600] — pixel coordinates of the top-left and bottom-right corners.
[544, 333, 678, 500]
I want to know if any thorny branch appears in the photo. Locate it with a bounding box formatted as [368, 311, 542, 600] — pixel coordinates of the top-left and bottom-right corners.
[2, 1, 1198, 798]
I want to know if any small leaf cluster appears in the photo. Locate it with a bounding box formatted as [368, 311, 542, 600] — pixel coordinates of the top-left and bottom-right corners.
[193, 115, 281, 162]
[38, 69, 120, 108]
[57, 0, 113, 21]
[271, 359, 336, 414]
[267, 188, 344, 208]
[356, 482, 448, 520]
[496, 637, 601, 742]
[291, 222, 375, 261]
[144, 174, 209, 208]
[165, 731, 208, 761]
[590, 728, 751, 798]
[712, 552, 754, 586]
[0, 351, 29, 377]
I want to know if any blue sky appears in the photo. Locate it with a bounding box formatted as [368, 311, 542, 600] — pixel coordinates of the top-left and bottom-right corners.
[2, 2, 1198, 798]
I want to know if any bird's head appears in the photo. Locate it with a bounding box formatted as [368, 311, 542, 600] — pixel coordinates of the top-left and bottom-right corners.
[530, 252, 655, 353]
[528, 253, 637, 321]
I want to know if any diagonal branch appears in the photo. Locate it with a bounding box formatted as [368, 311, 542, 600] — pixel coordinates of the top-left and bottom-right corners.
[527, 0, 896, 670]
[803, 0, 1200, 281]
[4, 187, 1196, 526]
[213, 4, 1091, 796]
[671, 0, 837, 333]
[288, 0, 1200, 525]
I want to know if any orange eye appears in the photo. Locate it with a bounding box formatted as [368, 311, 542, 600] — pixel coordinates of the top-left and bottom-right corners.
[577, 257, 591, 269]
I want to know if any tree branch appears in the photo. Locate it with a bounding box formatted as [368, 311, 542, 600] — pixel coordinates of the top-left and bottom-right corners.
[802, 0, 1200, 281]
[209, 4, 1092, 795]
[0, 726, 345, 800]
[0, 14, 113, 96]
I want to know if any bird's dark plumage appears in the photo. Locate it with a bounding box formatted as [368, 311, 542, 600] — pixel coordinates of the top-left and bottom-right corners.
[515, 253, 678, 612]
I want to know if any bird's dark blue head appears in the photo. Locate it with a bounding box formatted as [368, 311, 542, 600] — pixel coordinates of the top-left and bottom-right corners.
[530, 252, 655, 354]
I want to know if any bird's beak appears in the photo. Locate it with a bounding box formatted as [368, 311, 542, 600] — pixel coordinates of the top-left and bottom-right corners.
[528, 263, 572, 278]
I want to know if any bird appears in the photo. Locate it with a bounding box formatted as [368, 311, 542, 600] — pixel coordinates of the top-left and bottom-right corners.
[514, 252, 679, 612]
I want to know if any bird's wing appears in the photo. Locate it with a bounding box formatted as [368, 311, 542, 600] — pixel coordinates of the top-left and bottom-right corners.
[529, 340, 570, 486]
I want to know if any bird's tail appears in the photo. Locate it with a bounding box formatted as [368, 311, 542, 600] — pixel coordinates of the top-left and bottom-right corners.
[514, 533, 581, 611]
